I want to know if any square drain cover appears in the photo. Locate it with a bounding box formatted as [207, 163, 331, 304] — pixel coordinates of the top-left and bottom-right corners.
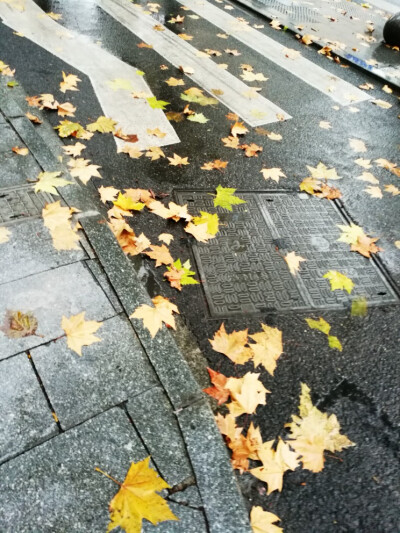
[175, 191, 398, 317]
[0, 185, 53, 225]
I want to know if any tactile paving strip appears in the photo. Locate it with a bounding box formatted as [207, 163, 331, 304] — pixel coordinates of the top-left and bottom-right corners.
[175, 190, 398, 317]
[0, 185, 53, 225]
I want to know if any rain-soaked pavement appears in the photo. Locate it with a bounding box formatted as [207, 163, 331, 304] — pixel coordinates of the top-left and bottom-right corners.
[1, 0, 400, 531]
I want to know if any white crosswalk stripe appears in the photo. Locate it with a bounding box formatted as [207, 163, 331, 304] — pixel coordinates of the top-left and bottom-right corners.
[98, 0, 292, 126]
[176, 0, 372, 106]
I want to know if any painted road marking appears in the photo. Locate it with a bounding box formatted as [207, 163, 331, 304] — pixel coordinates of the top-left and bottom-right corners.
[176, 0, 372, 106]
[0, 0, 179, 149]
[97, 0, 292, 126]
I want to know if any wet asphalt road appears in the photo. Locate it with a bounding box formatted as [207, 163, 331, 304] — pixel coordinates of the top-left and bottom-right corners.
[1, 0, 400, 531]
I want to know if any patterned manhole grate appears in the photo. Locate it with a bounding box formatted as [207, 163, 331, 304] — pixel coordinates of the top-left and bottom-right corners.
[0, 185, 53, 225]
[175, 190, 398, 317]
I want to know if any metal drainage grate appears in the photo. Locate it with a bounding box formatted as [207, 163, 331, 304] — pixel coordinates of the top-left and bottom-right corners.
[175, 190, 398, 318]
[0, 185, 53, 226]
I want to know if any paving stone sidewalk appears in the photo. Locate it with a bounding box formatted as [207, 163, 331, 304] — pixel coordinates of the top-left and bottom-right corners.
[0, 80, 252, 533]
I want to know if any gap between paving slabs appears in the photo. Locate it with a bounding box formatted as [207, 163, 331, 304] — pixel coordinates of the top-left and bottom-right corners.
[0, 80, 252, 533]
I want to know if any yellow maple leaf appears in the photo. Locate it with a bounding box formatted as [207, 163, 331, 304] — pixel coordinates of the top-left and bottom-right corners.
[364, 185, 382, 198]
[323, 271, 354, 294]
[167, 153, 189, 166]
[337, 223, 365, 245]
[145, 146, 165, 160]
[67, 158, 102, 185]
[99, 185, 120, 203]
[209, 322, 252, 364]
[146, 127, 166, 138]
[42, 201, 81, 251]
[144, 244, 173, 267]
[87, 116, 117, 133]
[57, 102, 76, 117]
[34, 171, 73, 195]
[249, 324, 283, 375]
[130, 295, 179, 338]
[0, 226, 11, 244]
[113, 192, 145, 212]
[62, 142, 86, 157]
[184, 222, 215, 242]
[226, 372, 269, 417]
[100, 457, 178, 533]
[384, 184, 400, 196]
[285, 383, 355, 472]
[165, 77, 185, 86]
[118, 144, 143, 159]
[307, 162, 340, 180]
[60, 72, 81, 93]
[250, 507, 283, 533]
[284, 251, 306, 276]
[61, 312, 102, 356]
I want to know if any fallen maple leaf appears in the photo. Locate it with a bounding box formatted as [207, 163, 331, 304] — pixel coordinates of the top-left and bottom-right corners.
[184, 222, 215, 242]
[114, 129, 139, 143]
[249, 324, 283, 376]
[57, 102, 76, 117]
[231, 121, 249, 137]
[158, 233, 174, 245]
[55, 120, 92, 139]
[299, 177, 341, 199]
[364, 185, 383, 198]
[99, 186, 120, 203]
[351, 234, 382, 258]
[203, 368, 230, 404]
[0, 310, 39, 339]
[181, 88, 218, 106]
[145, 146, 165, 160]
[67, 158, 102, 185]
[306, 317, 342, 351]
[113, 192, 145, 212]
[34, 171, 73, 195]
[118, 144, 143, 159]
[147, 96, 170, 110]
[384, 184, 400, 196]
[355, 172, 379, 184]
[240, 71, 268, 82]
[241, 143, 262, 157]
[0, 226, 11, 244]
[60, 72, 81, 93]
[319, 121, 331, 129]
[168, 14, 185, 23]
[61, 312, 102, 356]
[99, 457, 178, 533]
[215, 412, 239, 442]
[12, 146, 29, 156]
[285, 383, 354, 472]
[130, 295, 179, 337]
[374, 158, 396, 171]
[307, 162, 340, 180]
[284, 252, 306, 276]
[209, 323, 252, 364]
[26, 111, 42, 124]
[260, 168, 286, 183]
[62, 142, 86, 157]
[148, 200, 192, 222]
[250, 507, 283, 533]
[42, 201, 80, 251]
[168, 153, 189, 167]
[323, 271, 354, 294]
[178, 33, 193, 40]
[164, 258, 198, 290]
[187, 112, 209, 123]
[146, 127, 166, 138]
[193, 211, 219, 235]
[349, 138, 367, 153]
[201, 159, 228, 171]
[213, 185, 246, 211]
[144, 244, 173, 267]
[221, 136, 240, 149]
[354, 158, 371, 169]
[372, 99, 392, 109]
[283, 47, 301, 59]
[226, 372, 269, 417]
[87, 116, 117, 133]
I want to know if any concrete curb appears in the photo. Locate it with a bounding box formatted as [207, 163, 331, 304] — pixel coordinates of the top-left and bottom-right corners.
[0, 80, 252, 532]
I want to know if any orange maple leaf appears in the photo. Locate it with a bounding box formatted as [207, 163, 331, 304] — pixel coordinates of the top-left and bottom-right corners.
[231, 121, 249, 137]
[203, 368, 230, 404]
[144, 244, 173, 267]
[209, 323, 252, 364]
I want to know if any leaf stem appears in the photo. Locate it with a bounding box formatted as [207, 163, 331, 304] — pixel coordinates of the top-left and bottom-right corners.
[95, 467, 122, 486]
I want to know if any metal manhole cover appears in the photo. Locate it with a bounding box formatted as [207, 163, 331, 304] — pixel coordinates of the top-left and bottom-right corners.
[175, 190, 398, 317]
[0, 185, 53, 225]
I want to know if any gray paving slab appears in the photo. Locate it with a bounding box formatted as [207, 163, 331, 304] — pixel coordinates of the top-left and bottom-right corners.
[85, 258, 123, 314]
[143, 502, 207, 533]
[169, 485, 204, 508]
[0, 408, 153, 532]
[126, 386, 193, 486]
[0, 354, 58, 464]
[0, 261, 115, 359]
[0, 218, 87, 285]
[32, 315, 158, 429]
[178, 400, 252, 533]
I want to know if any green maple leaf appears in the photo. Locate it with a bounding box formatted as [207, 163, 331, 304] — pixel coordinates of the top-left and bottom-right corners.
[107, 78, 134, 91]
[146, 97, 170, 110]
[168, 259, 199, 286]
[328, 335, 342, 351]
[305, 317, 331, 335]
[7, 80, 18, 87]
[351, 297, 368, 317]
[34, 171, 73, 195]
[180, 92, 218, 106]
[213, 185, 246, 211]
[323, 271, 354, 294]
[193, 211, 219, 235]
[187, 113, 209, 123]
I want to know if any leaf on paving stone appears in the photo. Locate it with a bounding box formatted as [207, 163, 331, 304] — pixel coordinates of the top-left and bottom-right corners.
[248, 324, 283, 376]
[179, 65, 195, 75]
[86, 116, 117, 133]
[0, 60, 14, 77]
[34, 171, 73, 195]
[359, 82, 374, 90]
[61, 312, 102, 356]
[382, 84, 392, 94]
[217, 33, 229, 38]
[374, 158, 398, 173]
[100, 457, 178, 533]
[146, 96, 170, 109]
[187, 112, 209, 123]
[226, 372, 269, 417]
[299, 177, 341, 199]
[46, 11, 62, 20]
[26, 111, 42, 124]
[267, 132, 282, 141]
[68, 158, 102, 185]
[305, 317, 342, 351]
[167, 153, 189, 166]
[145, 146, 165, 160]
[250, 507, 283, 533]
[158, 233, 173, 245]
[12, 146, 29, 156]
[114, 192, 145, 212]
[201, 159, 228, 171]
[211, 88, 224, 96]
[240, 143, 262, 157]
[251, 439, 299, 494]
[26, 95, 42, 107]
[225, 48, 241, 56]
[0, 310, 39, 339]
[130, 295, 179, 337]
[307, 162, 340, 180]
[38, 93, 59, 110]
[178, 33, 193, 40]
[118, 144, 143, 159]
[114, 129, 139, 143]
[285, 383, 354, 472]
[209, 322, 252, 364]
[283, 47, 301, 59]
[213, 185, 246, 211]
[323, 271, 354, 294]
[144, 244, 173, 267]
[203, 368, 230, 404]
[42, 201, 80, 251]
[355, 171, 379, 184]
[349, 138, 367, 153]
[221, 136, 240, 149]
[364, 185, 383, 198]
[62, 142, 86, 157]
[319, 121, 331, 129]
[354, 158, 372, 169]
[146, 127, 166, 138]
[351, 296, 368, 317]
[99, 185, 120, 203]
[57, 102, 76, 117]
[240, 71, 268, 82]
[59, 72, 81, 93]
[165, 110, 185, 122]
[395, 241, 400, 249]
[0, 226, 11, 244]
[372, 99, 392, 109]
[260, 168, 286, 183]
[270, 19, 282, 30]
[284, 252, 306, 276]
[153, 24, 165, 31]
[55, 120, 92, 139]
[193, 211, 219, 235]
[181, 87, 218, 107]
[184, 221, 215, 242]
[107, 78, 134, 91]
[164, 258, 198, 290]
[384, 184, 400, 196]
